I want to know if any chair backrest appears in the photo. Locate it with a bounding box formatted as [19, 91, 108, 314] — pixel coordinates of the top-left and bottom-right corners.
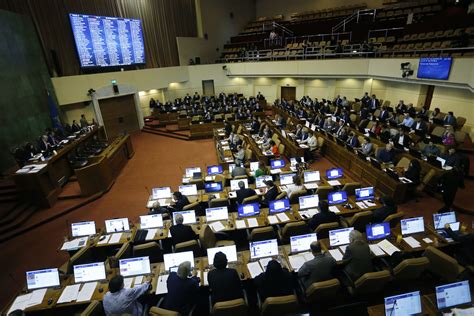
[242, 195, 260, 205]
[80, 300, 104, 316]
[315, 186, 333, 200]
[289, 189, 308, 204]
[317, 137, 324, 148]
[383, 212, 404, 228]
[431, 126, 445, 137]
[261, 294, 299, 316]
[278, 143, 285, 155]
[245, 149, 253, 161]
[212, 298, 247, 316]
[353, 270, 392, 296]
[454, 131, 467, 143]
[199, 224, 217, 250]
[133, 242, 163, 263]
[315, 222, 340, 239]
[281, 221, 309, 243]
[249, 226, 276, 242]
[341, 182, 361, 196]
[348, 211, 373, 232]
[275, 191, 287, 200]
[183, 200, 200, 211]
[190, 179, 205, 190]
[456, 116, 466, 129]
[396, 157, 410, 169]
[393, 257, 430, 282]
[209, 198, 229, 208]
[423, 246, 465, 282]
[64, 245, 94, 274]
[306, 278, 340, 303]
[149, 306, 180, 316]
[175, 240, 201, 257]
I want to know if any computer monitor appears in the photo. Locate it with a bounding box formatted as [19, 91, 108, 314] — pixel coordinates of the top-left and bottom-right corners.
[71, 221, 96, 237]
[173, 210, 197, 225]
[303, 171, 321, 183]
[250, 161, 259, 172]
[355, 187, 374, 201]
[436, 280, 471, 310]
[270, 159, 285, 169]
[238, 203, 260, 217]
[328, 191, 348, 205]
[139, 214, 163, 229]
[206, 206, 229, 222]
[207, 245, 238, 264]
[290, 157, 305, 166]
[185, 167, 201, 178]
[204, 182, 223, 193]
[255, 175, 272, 188]
[228, 163, 236, 174]
[433, 211, 457, 230]
[436, 156, 446, 168]
[249, 239, 279, 259]
[73, 262, 106, 283]
[179, 184, 198, 196]
[448, 222, 461, 231]
[366, 222, 391, 241]
[280, 173, 296, 185]
[385, 291, 422, 316]
[26, 268, 60, 290]
[152, 187, 172, 199]
[329, 227, 354, 247]
[326, 168, 343, 179]
[230, 178, 249, 191]
[269, 199, 291, 214]
[105, 218, 130, 233]
[299, 195, 319, 210]
[163, 251, 195, 271]
[207, 165, 223, 175]
[400, 217, 425, 236]
[290, 233, 317, 253]
[119, 257, 151, 277]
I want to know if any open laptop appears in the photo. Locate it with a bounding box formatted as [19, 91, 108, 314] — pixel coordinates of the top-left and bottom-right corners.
[207, 165, 223, 175]
[326, 168, 343, 180]
[206, 206, 229, 222]
[140, 214, 163, 229]
[173, 210, 197, 225]
[290, 157, 305, 171]
[384, 291, 422, 316]
[163, 251, 195, 273]
[105, 218, 130, 233]
[299, 195, 319, 210]
[427, 155, 443, 168]
[230, 178, 249, 191]
[249, 161, 260, 175]
[179, 184, 198, 196]
[228, 163, 236, 174]
[26, 268, 60, 290]
[327, 191, 348, 205]
[71, 221, 96, 237]
[73, 262, 107, 283]
[237, 203, 260, 218]
[255, 175, 272, 189]
[207, 245, 238, 265]
[204, 182, 223, 193]
[185, 167, 201, 178]
[400, 217, 425, 236]
[366, 222, 391, 241]
[279, 173, 296, 186]
[119, 256, 151, 277]
[435, 280, 472, 311]
[355, 187, 374, 201]
[269, 199, 291, 214]
[270, 159, 285, 171]
[329, 227, 354, 248]
[152, 187, 172, 200]
[249, 239, 279, 260]
[303, 171, 321, 190]
[433, 211, 457, 231]
[290, 233, 317, 254]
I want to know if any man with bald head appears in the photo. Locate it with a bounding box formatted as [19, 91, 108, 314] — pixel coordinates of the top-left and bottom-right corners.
[169, 213, 196, 245]
[297, 241, 336, 289]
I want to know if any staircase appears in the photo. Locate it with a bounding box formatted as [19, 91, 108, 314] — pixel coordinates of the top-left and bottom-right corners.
[142, 119, 190, 141]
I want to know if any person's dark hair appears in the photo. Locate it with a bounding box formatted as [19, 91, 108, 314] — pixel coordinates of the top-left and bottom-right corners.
[8, 310, 26, 316]
[410, 159, 421, 171]
[310, 241, 322, 253]
[173, 191, 183, 200]
[109, 275, 124, 293]
[380, 195, 395, 207]
[364, 137, 371, 143]
[319, 200, 329, 213]
[213, 251, 228, 269]
[295, 157, 302, 163]
[269, 140, 275, 146]
[265, 259, 283, 278]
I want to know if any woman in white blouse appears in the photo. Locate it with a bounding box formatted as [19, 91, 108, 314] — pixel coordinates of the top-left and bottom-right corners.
[284, 175, 305, 198]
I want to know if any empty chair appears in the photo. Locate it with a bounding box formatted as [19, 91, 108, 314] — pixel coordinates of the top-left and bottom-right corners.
[183, 200, 200, 212]
[341, 182, 361, 196]
[315, 222, 340, 239]
[346, 270, 392, 296]
[133, 242, 163, 263]
[396, 157, 410, 169]
[60, 245, 95, 274]
[212, 298, 247, 316]
[199, 224, 234, 250]
[209, 198, 229, 208]
[106, 242, 133, 269]
[383, 212, 404, 228]
[242, 195, 260, 205]
[175, 240, 201, 257]
[279, 221, 310, 244]
[315, 186, 333, 200]
[392, 257, 430, 283]
[423, 246, 466, 282]
[248, 226, 277, 242]
[341, 211, 373, 232]
[149, 306, 180, 316]
[260, 294, 299, 316]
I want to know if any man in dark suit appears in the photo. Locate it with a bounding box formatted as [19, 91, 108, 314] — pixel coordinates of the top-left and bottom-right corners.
[298, 241, 336, 289]
[410, 116, 428, 135]
[250, 117, 260, 134]
[236, 181, 257, 204]
[372, 196, 397, 223]
[208, 252, 243, 304]
[343, 230, 373, 281]
[347, 132, 360, 148]
[162, 261, 199, 314]
[392, 129, 412, 148]
[379, 106, 390, 122]
[308, 201, 339, 231]
[261, 180, 279, 206]
[169, 214, 196, 245]
[443, 111, 457, 127]
[168, 192, 190, 213]
[369, 95, 379, 112]
[361, 92, 370, 106]
[376, 143, 395, 163]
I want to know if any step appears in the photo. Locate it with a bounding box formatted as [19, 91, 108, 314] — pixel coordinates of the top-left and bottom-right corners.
[0, 187, 18, 196]
[142, 127, 190, 141]
[0, 204, 37, 236]
[0, 201, 32, 226]
[0, 178, 15, 190]
[0, 194, 19, 203]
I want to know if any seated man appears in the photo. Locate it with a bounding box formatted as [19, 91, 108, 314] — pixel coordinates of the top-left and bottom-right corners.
[236, 180, 257, 204]
[372, 196, 397, 223]
[233, 146, 246, 166]
[254, 259, 293, 302]
[231, 163, 248, 178]
[360, 137, 373, 156]
[422, 141, 441, 157]
[308, 201, 339, 231]
[168, 192, 190, 213]
[162, 261, 200, 314]
[298, 241, 336, 289]
[399, 113, 414, 128]
[261, 180, 279, 207]
[392, 128, 411, 148]
[376, 143, 395, 164]
[343, 230, 373, 281]
[208, 252, 243, 304]
[103, 275, 151, 315]
[442, 147, 461, 168]
[170, 214, 196, 245]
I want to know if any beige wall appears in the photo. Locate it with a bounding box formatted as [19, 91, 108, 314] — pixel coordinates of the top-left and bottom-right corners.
[431, 87, 474, 135]
[176, 37, 216, 66]
[61, 102, 95, 125]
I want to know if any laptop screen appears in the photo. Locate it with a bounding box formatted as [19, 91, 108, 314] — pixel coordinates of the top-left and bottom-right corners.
[207, 165, 223, 175]
[206, 207, 229, 222]
[163, 251, 195, 271]
[249, 239, 279, 259]
[303, 171, 321, 183]
[329, 227, 354, 247]
[270, 159, 285, 169]
[105, 218, 130, 233]
[173, 210, 196, 225]
[400, 217, 425, 235]
[238, 203, 260, 217]
[119, 257, 151, 277]
[228, 163, 236, 174]
[71, 221, 96, 237]
[179, 184, 198, 196]
[299, 195, 319, 209]
[290, 233, 317, 253]
[326, 168, 343, 179]
[207, 245, 238, 264]
[152, 187, 172, 199]
[280, 173, 296, 185]
[230, 178, 249, 191]
[204, 182, 223, 193]
[290, 157, 305, 166]
[139, 214, 163, 229]
[328, 191, 348, 205]
[269, 199, 291, 214]
[256, 175, 272, 188]
[185, 167, 201, 178]
[433, 211, 457, 230]
[355, 187, 374, 201]
[73, 262, 106, 283]
[385, 291, 422, 316]
[26, 268, 60, 290]
[436, 280, 471, 309]
[366, 222, 391, 241]
[250, 161, 259, 172]
[436, 157, 446, 167]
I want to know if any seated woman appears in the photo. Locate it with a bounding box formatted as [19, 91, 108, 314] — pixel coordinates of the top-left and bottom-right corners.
[269, 140, 279, 157]
[284, 175, 305, 198]
[254, 260, 293, 302]
[442, 126, 456, 146]
[254, 160, 271, 178]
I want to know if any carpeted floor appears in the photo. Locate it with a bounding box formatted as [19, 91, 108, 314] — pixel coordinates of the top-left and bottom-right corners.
[0, 131, 472, 310]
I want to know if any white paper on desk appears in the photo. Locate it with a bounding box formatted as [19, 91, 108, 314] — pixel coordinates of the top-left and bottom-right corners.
[61, 236, 88, 251]
[329, 206, 340, 214]
[108, 233, 122, 244]
[247, 261, 264, 278]
[259, 257, 273, 270]
[327, 180, 342, 186]
[452, 307, 474, 315]
[205, 176, 214, 181]
[145, 229, 158, 241]
[146, 200, 155, 208]
[356, 202, 368, 209]
[288, 254, 306, 272]
[276, 213, 290, 222]
[364, 200, 377, 207]
[134, 275, 144, 285]
[339, 245, 348, 254]
[299, 144, 309, 148]
[305, 182, 318, 190]
[210, 221, 226, 232]
[247, 218, 259, 228]
[235, 220, 247, 229]
[270, 169, 282, 174]
[369, 244, 385, 256]
[57, 284, 81, 304]
[299, 209, 318, 219]
[124, 277, 133, 289]
[377, 239, 401, 256]
[76, 282, 97, 302]
[157, 199, 170, 206]
[182, 177, 190, 184]
[228, 191, 237, 199]
[328, 249, 344, 261]
[7, 293, 32, 314]
[26, 288, 47, 307]
[403, 236, 421, 248]
[156, 275, 169, 295]
[97, 234, 111, 245]
[203, 271, 209, 286]
[267, 215, 279, 225]
[422, 237, 433, 244]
